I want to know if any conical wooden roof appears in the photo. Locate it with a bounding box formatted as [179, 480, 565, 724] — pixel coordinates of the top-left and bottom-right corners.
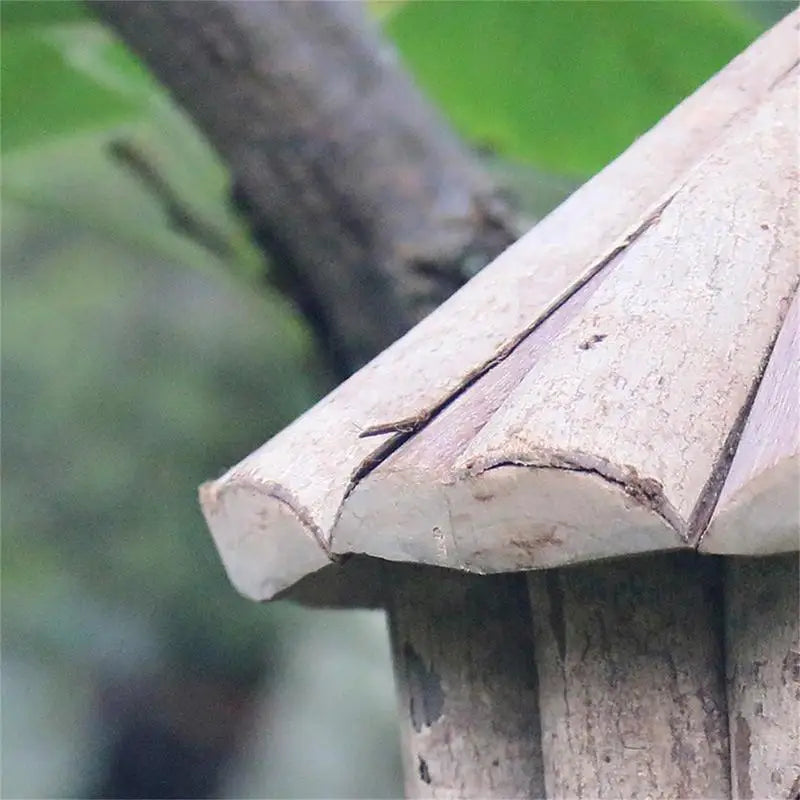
[200, 13, 799, 606]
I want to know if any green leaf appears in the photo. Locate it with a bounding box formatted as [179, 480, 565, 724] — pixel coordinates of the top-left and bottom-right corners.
[2, 23, 264, 282]
[46, 20, 163, 103]
[735, 0, 796, 27]
[3, 127, 260, 283]
[386, 1, 761, 176]
[367, 0, 408, 24]
[1, 27, 140, 151]
[0, 0, 87, 28]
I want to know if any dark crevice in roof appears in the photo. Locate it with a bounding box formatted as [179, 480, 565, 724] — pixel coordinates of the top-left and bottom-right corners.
[691, 277, 800, 548]
[345, 192, 678, 500]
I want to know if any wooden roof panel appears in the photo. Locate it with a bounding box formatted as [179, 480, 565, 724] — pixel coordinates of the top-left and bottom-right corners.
[200, 13, 800, 603]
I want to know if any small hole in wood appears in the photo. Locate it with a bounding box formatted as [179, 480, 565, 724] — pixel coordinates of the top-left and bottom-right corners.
[418, 755, 432, 785]
[578, 333, 607, 351]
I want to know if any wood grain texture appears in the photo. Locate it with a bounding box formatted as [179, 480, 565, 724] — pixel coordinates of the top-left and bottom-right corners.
[724, 556, 800, 799]
[701, 294, 800, 554]
[388, 568, 544, 799]
[336, 257, 682, 571]
[528, 553, 731, 800]
[337, 70, 798, 572]
[198, 14, 800, 602]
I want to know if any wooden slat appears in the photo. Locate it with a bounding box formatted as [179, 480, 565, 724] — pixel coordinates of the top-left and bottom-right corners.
[388, 569, 545, 799]
[336, 72, 798, 572]
[528, 554, 731, 799]
[199, 14, 800, 601]
[700, 294, 800, 554]
[724, 556, 800, 799]
[336, 263, 683, 569]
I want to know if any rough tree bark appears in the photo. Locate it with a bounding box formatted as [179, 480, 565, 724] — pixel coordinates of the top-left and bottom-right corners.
[390, 568, 545, 798]
[94, 0, 518, 377]
[528, 554, 731, 799]
[93, 2, 534, 796]
[724, 556, 800, 800]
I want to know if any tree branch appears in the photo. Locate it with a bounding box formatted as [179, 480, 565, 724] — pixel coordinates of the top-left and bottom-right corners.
[92, 0, 519, 375]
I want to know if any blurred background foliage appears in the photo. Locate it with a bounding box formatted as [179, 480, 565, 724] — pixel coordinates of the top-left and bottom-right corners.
[1, 1, 787, 796]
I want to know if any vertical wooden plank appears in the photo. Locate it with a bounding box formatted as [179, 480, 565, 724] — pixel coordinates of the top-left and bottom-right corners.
[725, 555, 800, 799]
[388, 568, 545, 799]
[528, 553, 731, 799]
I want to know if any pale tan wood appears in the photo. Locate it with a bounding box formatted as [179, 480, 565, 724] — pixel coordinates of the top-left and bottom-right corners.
[528, 553, 731, 799]
[337, 72, 798, 571]
[389, 568, 544, 799]
[199, 14, 800, 602]
[200, 478, 330, 602]
[336, 264, 682, 571]
[701, 294, 800, 555]
[724, 556, 800, 799]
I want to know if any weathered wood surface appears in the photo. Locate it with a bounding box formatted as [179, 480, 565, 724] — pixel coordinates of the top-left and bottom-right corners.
[528, 554, 731, 800]
[200, 14, 799, 602]
[338, 70, 798, 569]
[724, 556, 800, 799]
[339, 265, 684, 570]
[701, 293, 800, 555]
[389, 568, 545, 799]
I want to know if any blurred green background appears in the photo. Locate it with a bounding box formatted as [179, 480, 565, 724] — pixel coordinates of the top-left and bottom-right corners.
[1, 1, 788, 796]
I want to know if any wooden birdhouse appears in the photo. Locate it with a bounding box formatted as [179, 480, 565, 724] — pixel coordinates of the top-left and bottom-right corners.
[200, 12, 799, 799]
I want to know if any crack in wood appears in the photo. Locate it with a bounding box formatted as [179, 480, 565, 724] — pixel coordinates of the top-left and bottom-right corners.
[474, 454, 683, 536]
[351, 194, 677, 483]
[691, 278, 800, 547]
